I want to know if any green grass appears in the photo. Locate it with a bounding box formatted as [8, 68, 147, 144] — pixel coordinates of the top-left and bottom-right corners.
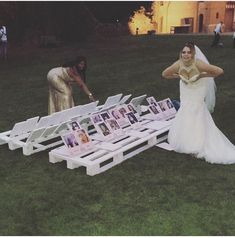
[0, 34, 235, 235]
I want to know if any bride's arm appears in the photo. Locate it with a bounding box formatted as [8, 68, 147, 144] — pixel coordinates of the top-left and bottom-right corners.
[162, 61, 180, 79]
[196, 59, 224, 78]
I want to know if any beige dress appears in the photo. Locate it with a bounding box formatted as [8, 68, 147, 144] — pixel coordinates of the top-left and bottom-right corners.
[47, 67, 76, 114]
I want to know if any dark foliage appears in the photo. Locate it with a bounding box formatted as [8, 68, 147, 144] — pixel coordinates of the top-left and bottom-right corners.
[0, 2, 99, 44]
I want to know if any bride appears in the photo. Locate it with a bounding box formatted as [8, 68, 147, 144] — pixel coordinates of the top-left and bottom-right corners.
[162, 42, 235, 164]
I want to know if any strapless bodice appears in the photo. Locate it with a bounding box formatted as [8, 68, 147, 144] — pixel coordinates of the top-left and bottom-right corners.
[178, 60, 200, 81]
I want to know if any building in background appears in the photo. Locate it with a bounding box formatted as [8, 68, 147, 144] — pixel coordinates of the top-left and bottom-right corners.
[129, 1, 235, 35]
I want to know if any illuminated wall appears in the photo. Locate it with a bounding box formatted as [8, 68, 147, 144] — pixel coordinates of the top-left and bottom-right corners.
[153, 1, 198, 33]
[198, 2, 226, 32]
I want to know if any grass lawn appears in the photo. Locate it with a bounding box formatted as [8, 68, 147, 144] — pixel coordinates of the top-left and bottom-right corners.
[0, 34, 235, 235]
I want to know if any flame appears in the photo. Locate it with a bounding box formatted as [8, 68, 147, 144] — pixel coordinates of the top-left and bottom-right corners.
[128, 6, 156, 35]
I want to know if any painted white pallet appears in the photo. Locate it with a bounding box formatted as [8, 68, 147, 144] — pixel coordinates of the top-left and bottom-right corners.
[0, 101, 100, 155]
[49, 119, 170, 176]
[0, 95, 175, 158]
[0, 94, 130, 155]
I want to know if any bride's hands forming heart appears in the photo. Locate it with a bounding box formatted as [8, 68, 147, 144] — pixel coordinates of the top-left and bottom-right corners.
[188, 74, 200, 83]
[179, 75, 189, 84]
[179, 74, 200, 84]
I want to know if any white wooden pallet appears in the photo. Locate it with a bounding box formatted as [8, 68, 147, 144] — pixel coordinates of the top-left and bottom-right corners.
[0, 95, 176, 159]
[0, 93, 131, 155]
[0, 102, 99, 155]
[49, 119, 171, 176]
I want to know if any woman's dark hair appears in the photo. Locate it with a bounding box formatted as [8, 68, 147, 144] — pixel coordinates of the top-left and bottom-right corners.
[185, 41, 195, 47]
[183, 41, 195, 53]
[62, 56, 87, 82]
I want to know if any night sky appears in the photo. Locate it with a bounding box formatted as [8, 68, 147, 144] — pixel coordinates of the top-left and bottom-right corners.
[85, 1, 153, 23]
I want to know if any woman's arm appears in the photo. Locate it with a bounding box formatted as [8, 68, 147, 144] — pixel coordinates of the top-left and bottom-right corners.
[196, 59, 224, 78]
[67, 68, 95, 102]
[162, 61, 180, 79]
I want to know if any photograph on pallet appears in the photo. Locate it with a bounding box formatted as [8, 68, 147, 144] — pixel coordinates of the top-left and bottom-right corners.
[90, 113, 103, 124]
[67, 120, 81, 132]
[125, 111, 141, 129]
[115, 105, 131, 127]
[105, 118, 124, 136]
[73, 128, 94, 152]
[61, 131, 81, 155]
[147, 96, 165, 120]
[148, 104, 163, 120]
[146, 96, 158, 107]
[108, 107, 123, 121]
[126, 103, 140, 119]
[100, 111, 111, 121]
[95, 121, 114, 141]
[163, 98, 177, 116]
[158, 98, 176, 119]
[61, 120, 94, 155]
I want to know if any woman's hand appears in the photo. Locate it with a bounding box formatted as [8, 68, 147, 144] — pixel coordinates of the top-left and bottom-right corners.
[188, 74, 200, 83]
[88, 93, 96, 102]
[179, 74, 189, 84]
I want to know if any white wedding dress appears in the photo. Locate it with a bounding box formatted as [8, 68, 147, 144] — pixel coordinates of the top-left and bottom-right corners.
[168, 46, 235, 164]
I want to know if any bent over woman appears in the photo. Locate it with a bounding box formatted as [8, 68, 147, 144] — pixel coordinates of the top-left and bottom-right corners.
[47, 56, 95, 114]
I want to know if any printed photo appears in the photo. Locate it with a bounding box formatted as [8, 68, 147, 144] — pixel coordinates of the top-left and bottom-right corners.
[91, 113, 103, 124]
[118, 106, 127, 118]
[109, 108, 122, 120]
[126, 112, 138, 124]
[68, 121, 81, 131]
[158, 101, 167, 111]
[146, 96, 158, 106]
[75, 129, 91, 144]
[127, 103, 137, 114]
[100, 112, 111, 121]
[149, 104, 160, 115]
[61, 132, 79, 148]
[162, 98, 177, 117]
[166, 99, 174, 109]
[97, 122, 112, 136]
[106, 118, 121, 131]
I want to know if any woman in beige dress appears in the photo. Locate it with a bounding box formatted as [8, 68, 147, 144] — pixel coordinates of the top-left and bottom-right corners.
[47, 56, 95, 114]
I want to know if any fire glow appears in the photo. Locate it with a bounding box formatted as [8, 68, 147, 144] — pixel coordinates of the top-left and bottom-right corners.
[128, 6, 156, 35]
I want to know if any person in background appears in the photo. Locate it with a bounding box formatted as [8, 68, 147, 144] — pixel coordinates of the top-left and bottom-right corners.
[0, 25, 8, 60]
[211, 21, 223, 47]
[47, 56, 95, 114]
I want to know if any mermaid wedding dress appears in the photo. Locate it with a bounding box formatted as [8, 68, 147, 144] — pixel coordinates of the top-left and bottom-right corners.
[168, 46, 235, 164]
